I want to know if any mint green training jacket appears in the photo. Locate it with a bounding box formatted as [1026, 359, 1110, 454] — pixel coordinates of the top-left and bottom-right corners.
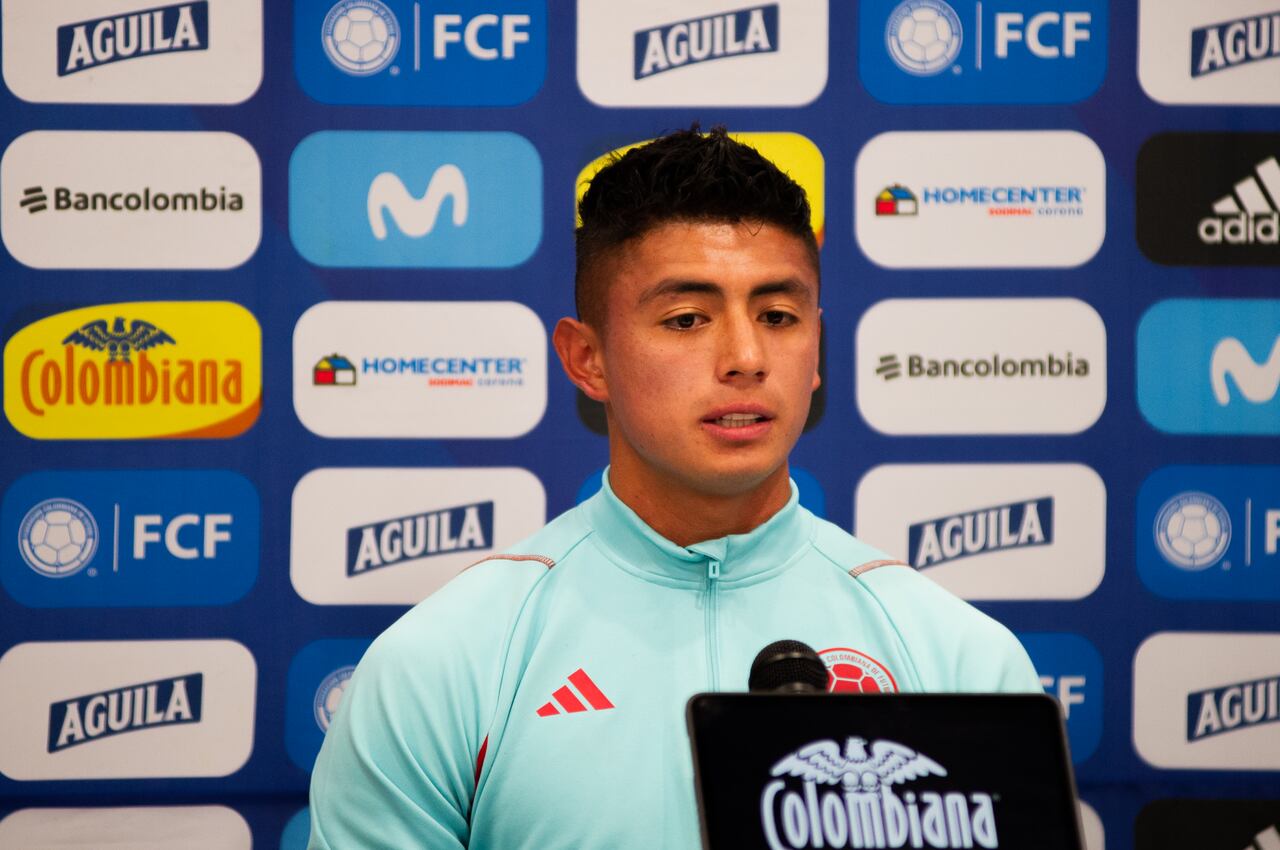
[308, 475, 1041, 850]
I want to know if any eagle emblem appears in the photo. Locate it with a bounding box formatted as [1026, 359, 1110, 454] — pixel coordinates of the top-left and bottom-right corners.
[62, 318, 175, 362]
[770, 736, 947, 792]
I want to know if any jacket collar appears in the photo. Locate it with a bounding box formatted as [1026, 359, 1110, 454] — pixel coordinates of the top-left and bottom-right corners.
[581, 469, 814, 587]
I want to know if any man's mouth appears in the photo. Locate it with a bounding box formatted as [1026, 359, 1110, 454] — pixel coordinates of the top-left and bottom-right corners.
[711, 413, 767, 429]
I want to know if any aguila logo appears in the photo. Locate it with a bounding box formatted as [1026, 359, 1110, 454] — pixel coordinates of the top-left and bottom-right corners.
[761, 736, 998, 849]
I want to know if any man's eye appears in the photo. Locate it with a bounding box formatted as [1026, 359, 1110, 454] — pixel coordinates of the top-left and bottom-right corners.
[762, 310, 795, 326]
[665, 314, 703, 330]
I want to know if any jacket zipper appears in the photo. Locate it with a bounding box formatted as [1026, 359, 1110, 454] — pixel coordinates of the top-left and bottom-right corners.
[705, 558, 721, 690]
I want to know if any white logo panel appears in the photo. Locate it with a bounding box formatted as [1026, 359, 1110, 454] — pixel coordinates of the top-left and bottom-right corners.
[2, 0, 262, 105]
[1133, 631, 1280, 770]
[1, 131, 261, 269]
[0, 640, 256, 780]
[576, 0, 826, 106]
[856, 298, 1107, 434]
[293, 301, 547, 438]
[855, 131, 1105, 268]
[1139, 1, 1280, 105]
[291, 467, 546, 605]
[0, 805, 250, 850]
[1079, 801, 1105, 850]
[855, 463, 1105, 600]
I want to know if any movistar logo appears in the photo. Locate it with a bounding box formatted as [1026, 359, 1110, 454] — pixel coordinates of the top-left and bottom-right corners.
[366, 166, 468, 240]
[1211, 335, 1280, 405]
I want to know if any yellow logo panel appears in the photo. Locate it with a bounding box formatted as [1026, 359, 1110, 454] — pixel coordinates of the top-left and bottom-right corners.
[574, 132, 825, 246]
[4, 302, 261, 440]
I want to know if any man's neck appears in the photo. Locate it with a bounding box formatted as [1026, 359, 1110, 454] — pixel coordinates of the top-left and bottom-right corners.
[606, 455, 793, 548]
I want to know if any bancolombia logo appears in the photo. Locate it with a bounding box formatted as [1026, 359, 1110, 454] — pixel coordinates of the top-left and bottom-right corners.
[1139, 0, 1280, 105]
[293, 302, 545, 438]
[1134, 632, 1280, 770]
[856, 299, 1106, 435]
[856, 464, 1105, 600]
[762, 737, 998, 849]
[577, 133, 824, 244]
[1, 131, 261, 269]
[290, 467, 545, 604]
[4, 302, 261, 440]
[1137, 133, 1280, 265]
[1137, 299, 1280, 434]
[0, 640, 256, 779]
[1, 0, 262, 105]
[576, 0, 826, 107]
[855, 131, 1105, 268]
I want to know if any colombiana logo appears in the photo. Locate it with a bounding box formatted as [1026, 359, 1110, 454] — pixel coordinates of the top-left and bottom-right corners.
[18, 499, 99, 578]
[322, 0, 399, 76]
[819, 648, 898, 694]
[3, 302, 261, 440]
[762, 736, 998, 849]
[886, 0, 963, 76]
[1154, 492, 1232, 571]
[314, 666, 355, 731]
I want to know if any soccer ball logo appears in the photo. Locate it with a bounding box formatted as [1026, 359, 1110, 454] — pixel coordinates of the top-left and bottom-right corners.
[18, 498, 99, 578]
[819, 648, 898, 694]
[1154, 492, 1231, 571]
[886, 0, 963, 76]
[314, 665, 356, 732]
[322, 0, 400, 77]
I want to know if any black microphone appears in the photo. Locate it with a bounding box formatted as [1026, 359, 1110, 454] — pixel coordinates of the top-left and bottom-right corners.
[748, 639, 828, 693]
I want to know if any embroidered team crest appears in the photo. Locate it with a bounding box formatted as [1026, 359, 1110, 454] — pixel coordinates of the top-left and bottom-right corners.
[818, 647, 898, 694]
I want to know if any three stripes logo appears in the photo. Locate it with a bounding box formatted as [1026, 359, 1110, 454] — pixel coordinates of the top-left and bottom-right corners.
[1199, 155, 1280, 246]
[876, 354, 902, 381]
[535, 668, 615, 717]
[21, 187, 48, 214]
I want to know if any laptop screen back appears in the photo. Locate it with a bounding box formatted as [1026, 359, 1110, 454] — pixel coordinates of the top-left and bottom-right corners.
[687, 693, 1081, 850]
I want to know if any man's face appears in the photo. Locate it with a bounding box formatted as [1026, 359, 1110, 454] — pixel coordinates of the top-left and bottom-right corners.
[590, 219, 821, 498]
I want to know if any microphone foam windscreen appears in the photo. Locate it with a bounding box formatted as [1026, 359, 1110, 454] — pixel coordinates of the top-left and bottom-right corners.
[748, 639, 828, 693]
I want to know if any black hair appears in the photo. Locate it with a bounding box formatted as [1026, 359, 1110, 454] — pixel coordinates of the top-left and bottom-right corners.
[574, 125, 818, 326]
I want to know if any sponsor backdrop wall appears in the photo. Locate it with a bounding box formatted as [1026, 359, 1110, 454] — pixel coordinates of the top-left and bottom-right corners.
[0, 1, 1278, 848]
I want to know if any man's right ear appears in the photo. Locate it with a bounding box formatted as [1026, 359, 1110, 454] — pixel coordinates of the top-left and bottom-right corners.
[552, 317, 609, 403]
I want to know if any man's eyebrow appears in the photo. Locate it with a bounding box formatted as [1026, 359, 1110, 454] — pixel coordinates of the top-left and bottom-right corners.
[636, 278, 813, 305]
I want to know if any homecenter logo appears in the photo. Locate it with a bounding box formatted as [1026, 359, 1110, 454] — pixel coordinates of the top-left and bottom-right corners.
[0, 640, 255, 779]
[578, 0, 824, 106]
[1138, 299, 1280, 434]
[291, 468, 544, 605]
[857, 464, 1104, 601]
[2, 0, 261, 104]
[293, 302, 544, 438]
[1141, 1, 1280, 104]
[634, 5, 778, 79]
[49, 673, 201, 752]
[1, 132, 261, 269]
[3, 302, 261, 440]
[1135, 632, 1280, 770]
[58, 2, 208, 76]
[856, 299, 1106, 435]
[855, 131, 1105, 268]
[577, 133, 824, 244]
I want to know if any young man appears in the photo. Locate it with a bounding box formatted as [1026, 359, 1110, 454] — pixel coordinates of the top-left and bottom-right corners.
[307, 128, 1039, 849]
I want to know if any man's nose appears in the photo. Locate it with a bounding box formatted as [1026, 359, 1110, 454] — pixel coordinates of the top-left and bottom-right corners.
[719, 313, 767, 381]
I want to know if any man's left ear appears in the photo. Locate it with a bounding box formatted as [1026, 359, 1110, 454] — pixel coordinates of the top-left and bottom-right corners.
[552, 317, 610, 402]
[811, 307, 823, 392]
